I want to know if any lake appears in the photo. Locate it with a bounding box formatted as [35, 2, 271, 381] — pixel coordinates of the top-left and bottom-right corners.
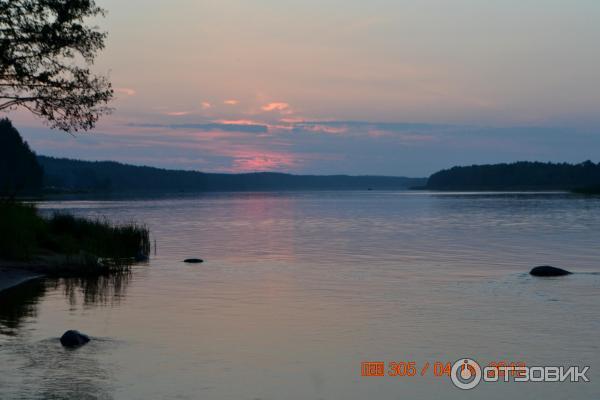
[1, 191, 599, 399]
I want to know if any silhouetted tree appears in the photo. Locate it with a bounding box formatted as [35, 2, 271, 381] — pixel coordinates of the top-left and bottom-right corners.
[0, 118, 43, 195]
[0, 0, 112, 132]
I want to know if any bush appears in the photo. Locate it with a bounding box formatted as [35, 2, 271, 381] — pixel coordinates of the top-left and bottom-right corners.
[0, 201, 44, 259]
[0, 201, 150, 264]
[45, 213, 150, 260]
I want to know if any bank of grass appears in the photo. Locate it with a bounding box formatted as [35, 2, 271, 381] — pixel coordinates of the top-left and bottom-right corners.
[0, 200, 150, 275]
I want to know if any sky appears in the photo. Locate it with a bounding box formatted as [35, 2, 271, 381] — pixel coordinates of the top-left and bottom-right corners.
[9, 0, 600, 177]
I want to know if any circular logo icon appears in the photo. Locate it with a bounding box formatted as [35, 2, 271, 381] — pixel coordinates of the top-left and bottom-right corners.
[450, 358, 482, 390]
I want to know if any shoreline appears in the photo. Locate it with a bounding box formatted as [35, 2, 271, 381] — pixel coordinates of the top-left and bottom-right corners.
[0, 267, 45, 294]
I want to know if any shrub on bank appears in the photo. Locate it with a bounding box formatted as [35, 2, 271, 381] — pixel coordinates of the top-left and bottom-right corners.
[0, 200, 150, 272]
[0, 201, 43, 260]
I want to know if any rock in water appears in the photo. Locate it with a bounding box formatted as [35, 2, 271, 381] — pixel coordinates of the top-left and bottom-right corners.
[183, 258, 204, 263]
[60, 330, 90, 347]
[530, 266, 572, 277]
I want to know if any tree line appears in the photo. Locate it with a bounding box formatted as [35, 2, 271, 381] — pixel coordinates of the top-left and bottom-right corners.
[0, 118, 424, 195]
[425, 161, 600, 191]
[39, 156, 424, 193]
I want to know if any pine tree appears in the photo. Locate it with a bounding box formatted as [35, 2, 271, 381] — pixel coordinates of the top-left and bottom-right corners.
[0, 118, 43, 195]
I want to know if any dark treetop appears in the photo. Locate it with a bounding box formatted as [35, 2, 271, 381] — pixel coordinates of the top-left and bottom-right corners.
[0, 0, 112, 132]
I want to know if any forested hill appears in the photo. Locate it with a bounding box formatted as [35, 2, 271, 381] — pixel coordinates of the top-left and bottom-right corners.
[425, 161, 600, 191]
[0, 119, 43, 195]
[38, 156, 425, 193]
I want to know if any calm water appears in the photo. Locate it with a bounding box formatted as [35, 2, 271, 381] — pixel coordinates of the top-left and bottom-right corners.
[1, 191, 599, 399]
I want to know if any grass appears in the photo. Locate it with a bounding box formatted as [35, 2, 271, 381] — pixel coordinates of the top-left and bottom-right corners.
[0, 200, 150, 273]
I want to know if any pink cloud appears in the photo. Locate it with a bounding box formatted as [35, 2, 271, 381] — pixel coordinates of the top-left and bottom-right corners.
[261, 102, 291, 112]
[216, 119, 262, 125]
[229, 152, 298, 172]
[260, 102, 294, 116]
[224, 99, 239, 105]
[215, 119, 294, 133]
[201, 101, 212, 109]
[165, 111, 191, 116]
[280, 117, 305, 123]
[115, 87, 136, 96]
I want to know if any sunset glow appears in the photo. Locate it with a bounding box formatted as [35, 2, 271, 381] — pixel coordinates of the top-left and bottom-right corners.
[8, 0, 600, 175]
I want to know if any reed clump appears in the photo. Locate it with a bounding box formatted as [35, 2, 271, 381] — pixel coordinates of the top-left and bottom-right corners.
[0, 200, 149, 275]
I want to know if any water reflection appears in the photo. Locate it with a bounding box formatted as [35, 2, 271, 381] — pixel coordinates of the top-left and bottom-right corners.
[3, 193, 600, 400]
[0, 280, 46, 336]
[0, 270, 132, 336]
[0, 272, 133, 399]
[56, 269, 132, 307]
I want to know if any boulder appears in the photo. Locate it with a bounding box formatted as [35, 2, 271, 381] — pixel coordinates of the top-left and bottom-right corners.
[183, 258, 204, 263]
[60, 330, 90, 347]
[530, 266, 572, 277]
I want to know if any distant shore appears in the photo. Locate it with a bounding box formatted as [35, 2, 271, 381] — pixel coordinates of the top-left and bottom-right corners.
[424, 161, 600, 192]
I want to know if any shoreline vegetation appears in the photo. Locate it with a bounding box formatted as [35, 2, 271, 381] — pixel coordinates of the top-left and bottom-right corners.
[0, 201, 150, 293]
[0, 118, 149, 294]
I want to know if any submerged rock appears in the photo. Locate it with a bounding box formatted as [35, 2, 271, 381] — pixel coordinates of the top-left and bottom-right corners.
[530, 266, 572, 277]
[60, 330, 90, 347]
[183, 258, 204, 263]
